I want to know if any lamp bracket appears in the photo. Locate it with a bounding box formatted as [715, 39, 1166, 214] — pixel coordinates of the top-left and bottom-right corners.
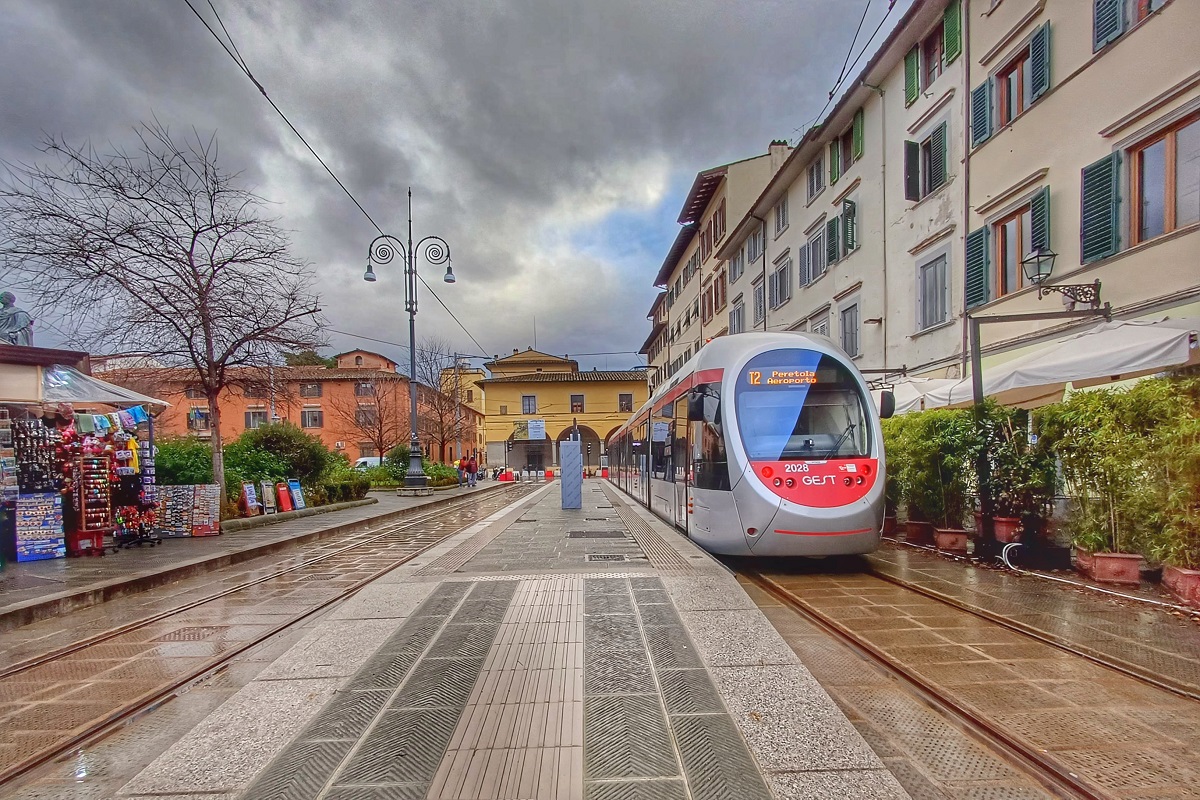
[1036, 279, 1102, 307]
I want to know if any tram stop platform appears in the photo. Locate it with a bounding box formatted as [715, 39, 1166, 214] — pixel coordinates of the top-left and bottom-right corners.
[0, 483, 508, 632]
[109, 480, 907, 800]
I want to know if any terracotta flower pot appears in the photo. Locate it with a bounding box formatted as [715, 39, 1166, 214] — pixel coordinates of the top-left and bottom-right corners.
[934, 528, 968, 555]
[882, 516, 897, 536]
[1162, 565, 1200, 607]
[993, 517, 1023, 543]
[905, 520, 934, 545]
[1077, 549, 1142, 585]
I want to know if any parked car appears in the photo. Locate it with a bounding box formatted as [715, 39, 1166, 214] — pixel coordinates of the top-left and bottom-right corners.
[352, 457, 383, 470]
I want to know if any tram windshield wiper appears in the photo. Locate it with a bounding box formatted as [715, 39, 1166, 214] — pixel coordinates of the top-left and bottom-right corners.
[820, 422, 856, 459]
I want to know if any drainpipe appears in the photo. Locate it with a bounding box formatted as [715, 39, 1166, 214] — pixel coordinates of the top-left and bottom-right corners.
[864, 81, 887, 370]
[961, 2, 973, 378]
[751, 213, 768, 331]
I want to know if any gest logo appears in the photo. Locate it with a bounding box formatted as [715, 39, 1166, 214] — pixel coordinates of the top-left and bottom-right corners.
[801, 475, 836, 486]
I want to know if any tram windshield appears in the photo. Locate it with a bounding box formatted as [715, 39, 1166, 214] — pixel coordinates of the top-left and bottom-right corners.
[734, 350, 871, 461]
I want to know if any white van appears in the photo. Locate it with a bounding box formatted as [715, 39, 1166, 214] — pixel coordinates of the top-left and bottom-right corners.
[353, 457, 383, 470]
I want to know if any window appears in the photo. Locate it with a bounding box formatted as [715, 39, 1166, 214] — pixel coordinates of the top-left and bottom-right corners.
[715, 267, 727, 311]
[522, 395, 537, 415]
[354, 355, 364, 366]
[499, 404, 508, 415]
[1094, 0, 1167, 51]
[619, 393, 634, 413]
[808, 309, 831, 337]
[186, 407, 210, 431]
[301, 409, 324, 428]
[701, 279, 714, 324]
[923, 25, 944, 88]
[354, 382, 375, 397]
[184, 386, 205, 399]
[466, 389, 474, 403]
[971, 24, 1049, 146]
[729, 247, 745, 283]
[905, 123, 949, 201]
[807, 158, 824, 201]
[1131, 115, 1200, 244]
[918, 255, 949, 330]
[358, 442, 377, 458]
[746, 227, 764, 263]
[840, 127, 855, 174]
[571, 394, 585, 413]
[994, 204, 1033, 299]
[752, 278, 766, 326]
[768, 255, 792, 309]
[906, 1, 961, 104]
[774, 195, 789, 236]
[299, 382, 322, 398]
[244, 410, 268, 429]
[800, 226, 828, 286]
[996, 50, 1031, 127]
[356, 407, 378, 427]
[729, 296, 746, 334]
[244, 385, 267, 398]
[840, 302, 860, 358]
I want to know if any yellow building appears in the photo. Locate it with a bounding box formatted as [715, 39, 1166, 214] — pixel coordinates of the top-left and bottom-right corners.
[478, 348, 649, 474]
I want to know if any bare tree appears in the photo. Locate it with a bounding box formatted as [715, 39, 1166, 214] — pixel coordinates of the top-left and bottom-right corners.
[326, 373, 409, 460]
[413, 336, 470, 463]
[0, 122, 323, 492]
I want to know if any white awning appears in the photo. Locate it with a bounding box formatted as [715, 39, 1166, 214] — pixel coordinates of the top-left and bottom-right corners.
[924, 317, 1199, 409]
[872, 377, 960, 415]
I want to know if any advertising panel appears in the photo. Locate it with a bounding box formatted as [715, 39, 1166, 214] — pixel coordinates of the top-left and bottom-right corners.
[16, 492, 65, 561]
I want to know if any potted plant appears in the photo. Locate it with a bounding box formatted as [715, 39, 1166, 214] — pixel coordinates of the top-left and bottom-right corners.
[903, 410, 974, 553]
[881, 417, 909, 537]
[988, 407, 1057, 544]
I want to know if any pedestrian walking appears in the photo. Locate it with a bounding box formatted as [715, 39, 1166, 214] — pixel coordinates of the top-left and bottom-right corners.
[454, 458, 463, 488]
[465, 455, 478, 487]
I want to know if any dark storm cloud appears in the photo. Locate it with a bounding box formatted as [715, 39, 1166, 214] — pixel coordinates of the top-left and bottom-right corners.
[0, 0, 896, 368]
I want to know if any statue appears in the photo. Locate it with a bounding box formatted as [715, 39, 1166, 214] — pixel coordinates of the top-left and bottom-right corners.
[0, 292, 34, 346]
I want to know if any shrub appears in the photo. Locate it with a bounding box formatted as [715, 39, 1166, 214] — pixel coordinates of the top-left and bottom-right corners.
[902, 408, 978, 529]
[155, 436, 214, 485]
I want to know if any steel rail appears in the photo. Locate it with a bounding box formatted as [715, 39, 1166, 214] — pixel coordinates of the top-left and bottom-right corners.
[867, 556, 1200, 704]
[0, 486, 517, 681]
[742, 570, 1109, 800]
[0, 484, 541, 790]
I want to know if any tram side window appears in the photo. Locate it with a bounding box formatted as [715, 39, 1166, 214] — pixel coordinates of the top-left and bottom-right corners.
[651, 415, 672, 481]
[690, 383, 731, 491]
[673, 397, 689, 483]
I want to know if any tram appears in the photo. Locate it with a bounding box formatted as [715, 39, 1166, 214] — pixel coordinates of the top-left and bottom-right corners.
[608, 332, 895, 556]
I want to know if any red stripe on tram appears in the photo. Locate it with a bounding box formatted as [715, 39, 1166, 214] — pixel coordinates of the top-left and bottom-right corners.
[773, 528, 874, 537]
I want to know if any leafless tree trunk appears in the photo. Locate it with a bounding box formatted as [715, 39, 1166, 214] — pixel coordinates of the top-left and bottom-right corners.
[327, 374, 409, 459]
[413, 336, 468, 464]
[0, 122, 323, 493]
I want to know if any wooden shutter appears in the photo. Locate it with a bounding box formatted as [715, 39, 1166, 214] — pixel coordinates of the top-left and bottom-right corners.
[842, 200, 857, 252]
[826, 218, 840, 264]
[965, 226, 990, 308]
[944, 0, 962, 64]
[1093, 0, 1124, 51]
[970, 81, 992, 147]
[930, 122, 947, 191]
[1080, 153, 1121, 263]
[904, 46, 919, 106]
[799, 243, 811, 286]
[1030, 185, 1051, 251]
[852, 109, 864, 161]
[904, 140, 921, 201]
[829, 139, 841, 184]
[1030, 23, 1052, 101]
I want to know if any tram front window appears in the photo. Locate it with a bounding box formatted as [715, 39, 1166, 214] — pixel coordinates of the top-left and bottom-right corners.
[735, 352, 870, 461]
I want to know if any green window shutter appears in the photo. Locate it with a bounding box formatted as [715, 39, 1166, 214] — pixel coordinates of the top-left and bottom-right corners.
[970, 80, 992, 147]
[1030, 23, 1052, 101]
[1080, 152, 1121, 263]
[904, 140, 921, 201]
[944, 0, 962, 64]
[1093, 0, 1125, 51]
[930, 122, 947, 191]
[852, 109, 864, 161]
[965, 226, 990, 308]
[904, 47, 919, 106]
[842, 200, 857, 252]
[829, 140, 841, 184]
[1030, 185, 1051, 251]
[826, 217, 840, 264]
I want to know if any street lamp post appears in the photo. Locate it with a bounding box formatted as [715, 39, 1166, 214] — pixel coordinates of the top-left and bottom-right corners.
[364, 188, 455, 490]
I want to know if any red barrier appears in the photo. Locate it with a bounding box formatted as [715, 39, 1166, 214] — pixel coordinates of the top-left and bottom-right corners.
[276, 482, 294, 512]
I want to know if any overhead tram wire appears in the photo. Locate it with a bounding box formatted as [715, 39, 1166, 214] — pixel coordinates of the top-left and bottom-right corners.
[181, 0, 489, 357]
[326, 326, 643, 363]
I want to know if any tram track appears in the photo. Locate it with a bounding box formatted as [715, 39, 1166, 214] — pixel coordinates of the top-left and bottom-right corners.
[0, 483, 541, 790]
[742, 569, 1108, 799]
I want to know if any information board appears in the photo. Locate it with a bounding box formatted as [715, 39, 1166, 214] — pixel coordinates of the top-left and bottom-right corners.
[261, 480, 278, 514]
[242, 482, 260, 515]
[288, 479, 306, 510]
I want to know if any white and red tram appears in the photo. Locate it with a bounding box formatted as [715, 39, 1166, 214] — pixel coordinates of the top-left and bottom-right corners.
[608, 332, 895, 556]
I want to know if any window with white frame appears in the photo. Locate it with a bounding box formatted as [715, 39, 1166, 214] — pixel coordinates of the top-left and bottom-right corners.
[768, 254, 792, 309]
[806, 226, 827, 284]
[729, 247, 745, 283]
[839, 301, 860, 358]
[808, 309, 831, 337]
[774, 195, 789, 236]
[752, 277, 766, 326]
[746, 227, 764, 263]
[729, 296, 746, 334]
[807, 158, 824, 202]
[918, 254, 949, 330]
[244, 409, 268, 429]
[522, 395, 537, 414]
[300, 408, 324, 428]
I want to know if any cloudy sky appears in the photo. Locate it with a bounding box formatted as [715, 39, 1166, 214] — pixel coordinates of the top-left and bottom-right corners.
[1, 0, 903, 373]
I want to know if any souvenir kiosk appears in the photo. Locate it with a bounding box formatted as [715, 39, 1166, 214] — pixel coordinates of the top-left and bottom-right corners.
[0, 347, 169, 563]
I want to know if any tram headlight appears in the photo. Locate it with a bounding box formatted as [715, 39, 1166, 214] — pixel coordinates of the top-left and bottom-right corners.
[785, 478, 795, 488]
[773, 478, 782, 487]
[843, 476, 853, 486]
[856, 475, 865, 485]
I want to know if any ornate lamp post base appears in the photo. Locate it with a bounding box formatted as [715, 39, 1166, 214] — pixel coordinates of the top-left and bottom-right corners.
[404, 435, 428, 489]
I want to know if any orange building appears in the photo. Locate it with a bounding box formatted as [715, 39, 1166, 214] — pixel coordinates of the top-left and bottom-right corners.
[96, 350, 482, 464]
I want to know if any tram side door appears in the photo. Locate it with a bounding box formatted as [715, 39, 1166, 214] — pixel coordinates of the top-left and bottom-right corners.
[673, 396, 689, 532]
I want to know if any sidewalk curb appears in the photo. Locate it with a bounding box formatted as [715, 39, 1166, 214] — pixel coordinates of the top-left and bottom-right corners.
[0, 482, 511, 632]
[221, 498, 379, 533]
